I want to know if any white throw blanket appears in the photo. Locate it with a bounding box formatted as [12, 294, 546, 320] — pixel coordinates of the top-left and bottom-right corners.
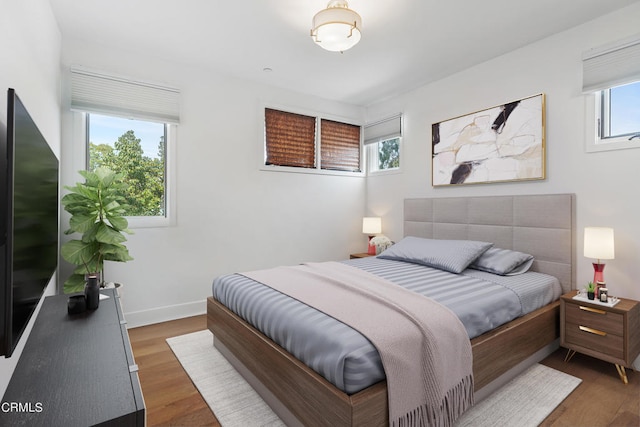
[242, 261, 474, 426]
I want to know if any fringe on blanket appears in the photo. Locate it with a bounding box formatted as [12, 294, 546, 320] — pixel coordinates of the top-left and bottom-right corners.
[393, 375, 475, 427]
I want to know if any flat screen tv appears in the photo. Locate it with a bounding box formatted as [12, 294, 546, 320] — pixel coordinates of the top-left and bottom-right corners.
[0, 88, 59, 357]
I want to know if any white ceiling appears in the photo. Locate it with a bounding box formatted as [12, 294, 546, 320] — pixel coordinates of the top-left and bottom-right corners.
[49, 0, 639, 106]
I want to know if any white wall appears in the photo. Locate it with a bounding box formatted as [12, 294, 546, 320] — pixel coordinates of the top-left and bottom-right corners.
[365, 3, 640, 301]
[60, 39, 367, 326]
[0, 0, 61, 396]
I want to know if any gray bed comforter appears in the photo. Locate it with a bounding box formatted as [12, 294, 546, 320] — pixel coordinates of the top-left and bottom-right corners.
[211, 257, 561, 394]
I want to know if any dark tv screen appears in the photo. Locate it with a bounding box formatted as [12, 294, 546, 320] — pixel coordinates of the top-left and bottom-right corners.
[0, 88, 59, 357]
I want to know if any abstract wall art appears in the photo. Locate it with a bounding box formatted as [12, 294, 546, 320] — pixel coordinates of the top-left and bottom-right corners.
[432, 93, 545, 186]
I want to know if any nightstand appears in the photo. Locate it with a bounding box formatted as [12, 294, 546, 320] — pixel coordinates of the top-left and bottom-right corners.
[350, 252, 375, 259]
[560, 291, 640, 384]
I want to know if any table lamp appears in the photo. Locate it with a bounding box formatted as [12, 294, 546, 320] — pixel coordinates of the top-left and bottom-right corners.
[362, 217, 382, 255]
[583, 226, 615, 285]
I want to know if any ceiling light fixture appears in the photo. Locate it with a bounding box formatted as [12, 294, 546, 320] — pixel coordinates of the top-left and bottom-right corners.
[310, 0, 362, 53]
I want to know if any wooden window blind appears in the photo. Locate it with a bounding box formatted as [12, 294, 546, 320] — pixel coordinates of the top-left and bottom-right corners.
[320, 119, 361, 172]
[265, 108, 316, 168]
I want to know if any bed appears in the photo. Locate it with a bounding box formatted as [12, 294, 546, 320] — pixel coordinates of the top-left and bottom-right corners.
[207, 194, 575, 426]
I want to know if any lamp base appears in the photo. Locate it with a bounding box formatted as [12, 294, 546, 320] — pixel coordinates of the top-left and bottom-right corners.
[592, 263, 605, 284]
[593, 263, 606, 298]
[367, 235, 376, 255]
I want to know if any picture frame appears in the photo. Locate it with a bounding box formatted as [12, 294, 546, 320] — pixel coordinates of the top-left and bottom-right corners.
[432, 93, 545, 186]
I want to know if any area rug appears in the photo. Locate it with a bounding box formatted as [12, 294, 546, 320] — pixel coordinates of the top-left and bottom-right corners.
[167, 330, 581, 427]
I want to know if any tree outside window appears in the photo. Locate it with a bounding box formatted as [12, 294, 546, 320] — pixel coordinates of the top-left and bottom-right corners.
[378, 137, 400, 170]
[88, 113, 167, 217]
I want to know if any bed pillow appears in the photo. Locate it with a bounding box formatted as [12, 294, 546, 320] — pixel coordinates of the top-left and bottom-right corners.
[469, 247, 534, 276]
[377, 236, 493, 274]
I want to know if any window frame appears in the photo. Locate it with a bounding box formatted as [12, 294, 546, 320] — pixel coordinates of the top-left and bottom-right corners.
[586, 85, 640, 153]
[73, 111, 177, 228]
[366, 136, 402, 176]
[260, 104, 364, 177]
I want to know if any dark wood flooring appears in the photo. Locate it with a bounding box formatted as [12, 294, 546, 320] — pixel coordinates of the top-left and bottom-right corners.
[129, 315, 639, 426]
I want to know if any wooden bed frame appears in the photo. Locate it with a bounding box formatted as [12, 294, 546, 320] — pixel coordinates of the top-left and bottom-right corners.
[207, 194, 575, 426]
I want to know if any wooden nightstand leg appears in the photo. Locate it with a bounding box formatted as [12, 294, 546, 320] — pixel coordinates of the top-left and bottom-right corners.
[615, 364, 629, 384]
[564, 349, 576, 363]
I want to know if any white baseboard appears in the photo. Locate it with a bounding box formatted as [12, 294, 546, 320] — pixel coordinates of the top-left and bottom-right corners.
[123, 299, 207, 329]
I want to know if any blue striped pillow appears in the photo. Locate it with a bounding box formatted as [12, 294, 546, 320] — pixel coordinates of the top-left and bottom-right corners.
[469, 247, 534, 275]
[378, 236, 492, 274]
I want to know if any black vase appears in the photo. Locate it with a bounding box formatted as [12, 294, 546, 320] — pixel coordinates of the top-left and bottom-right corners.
[85, 275, 100, 310]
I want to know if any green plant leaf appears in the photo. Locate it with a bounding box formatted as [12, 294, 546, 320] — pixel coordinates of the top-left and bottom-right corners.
[61, 239, 99, 267]
[81, 169, 100, 188]
[61, 192, 91, 206]
[65, 183, 98, 200]
[104, 248, 134, 262]
[80, 223, 100, 243]
[63, 274, 87, 294]
[96, 223, 127, 244]
[69, 213, 98, 233]
[63, 168, 134, 287]
[103, 200, 121, 212]
[106, 214, 129, 231]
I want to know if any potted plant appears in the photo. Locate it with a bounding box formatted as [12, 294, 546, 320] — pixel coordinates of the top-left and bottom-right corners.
[61, 167, 134, 300]
[585, 281, 595, 300]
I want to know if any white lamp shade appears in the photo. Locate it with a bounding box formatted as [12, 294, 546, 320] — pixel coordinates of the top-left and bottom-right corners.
[311, 0, 362, 52]
[584, 227, 615, 260]
[362, 217, 381, 234]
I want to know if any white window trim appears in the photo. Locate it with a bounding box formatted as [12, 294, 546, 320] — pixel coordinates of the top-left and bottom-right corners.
[366, 137, 403, 176]
[364, 114, 403, 176]
[72, 111, 177, 228]
[259, 103, 365, 177]
[585, 92, 640, 153]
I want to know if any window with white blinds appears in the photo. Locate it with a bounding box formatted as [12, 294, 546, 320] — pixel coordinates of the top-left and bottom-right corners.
[70, 68, 180, 123]
[583, 35, 640, 152]
[69, 68, 179, 226]
[582, 34, 640, 93]
[364, 114, 402, 145]
[364, 114, 402, 173]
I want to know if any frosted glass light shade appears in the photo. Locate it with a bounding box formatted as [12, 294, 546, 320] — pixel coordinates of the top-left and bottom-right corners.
[362, 217, 381, 234]
[584, 227, 615, 260]
[311, 0, 362, 52]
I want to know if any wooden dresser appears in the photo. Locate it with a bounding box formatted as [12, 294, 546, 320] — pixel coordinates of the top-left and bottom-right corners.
[560, 291, 640, 384]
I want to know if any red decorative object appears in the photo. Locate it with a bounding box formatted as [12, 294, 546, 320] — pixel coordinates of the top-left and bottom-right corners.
[592, 263, 605, 285]
[367, 236, 376, 255]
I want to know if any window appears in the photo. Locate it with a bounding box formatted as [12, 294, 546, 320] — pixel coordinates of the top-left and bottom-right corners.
[367, 137, 400, 173]
[88, 113, 168, 216]
[597, 81, 640, 141]
[70, 68, 179, 226]
[263, 107, 362, 174]
[264, 108, 316, 168]
[364, 114, 402, 174]
[320, 119, 361, 172]
[583, 35, 640, 152]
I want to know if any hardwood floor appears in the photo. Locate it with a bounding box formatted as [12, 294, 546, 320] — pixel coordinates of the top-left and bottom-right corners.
[129, 315, 639, 427]
[129, 315, 220, 426]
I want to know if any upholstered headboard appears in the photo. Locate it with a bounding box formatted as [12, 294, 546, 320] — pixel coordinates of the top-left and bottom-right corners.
[404, 194, 575, 293]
